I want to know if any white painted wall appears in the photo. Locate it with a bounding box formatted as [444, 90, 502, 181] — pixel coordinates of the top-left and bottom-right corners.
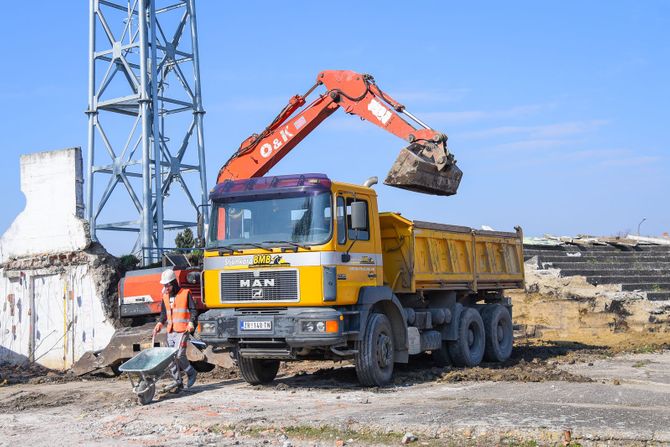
[0, 266, 115, 369]
[0, 147, 116, 370]
[0, 148, 88, 264]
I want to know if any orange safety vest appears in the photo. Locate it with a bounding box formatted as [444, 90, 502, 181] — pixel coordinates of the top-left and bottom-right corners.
[163, 288, 191, 333]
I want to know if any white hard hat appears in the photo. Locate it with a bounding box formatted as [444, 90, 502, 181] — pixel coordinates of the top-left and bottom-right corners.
[160, 269, 177, 285]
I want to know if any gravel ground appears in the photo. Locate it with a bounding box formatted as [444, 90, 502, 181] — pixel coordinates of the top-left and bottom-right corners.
[1, 344, 669, 446]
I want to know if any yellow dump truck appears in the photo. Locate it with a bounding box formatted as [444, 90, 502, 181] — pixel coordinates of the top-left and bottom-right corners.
[198, 174, 524, 386]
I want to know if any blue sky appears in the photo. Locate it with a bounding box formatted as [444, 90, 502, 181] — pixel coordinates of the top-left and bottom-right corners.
[0, 1, 668, 256]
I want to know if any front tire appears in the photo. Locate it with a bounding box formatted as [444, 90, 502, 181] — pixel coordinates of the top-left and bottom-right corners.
[448, 308, 485, 367]
[355, 313, 395, 386]
[238, 357, 280, 385]
[482, 304, 513, 362]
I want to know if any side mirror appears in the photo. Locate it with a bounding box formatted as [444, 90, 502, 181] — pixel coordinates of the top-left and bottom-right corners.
[197, 212, 204, 239]
[196, 212, 205, 248]
[350, 201, 367, 230]
[196, 203, 211, 248]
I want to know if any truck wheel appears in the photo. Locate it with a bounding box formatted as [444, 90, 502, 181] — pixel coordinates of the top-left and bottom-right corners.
[482, 304, 513, 362]
[431, 342, 452, 367]
[238, 357, 280, 385]
[355, 313, 395, 386]
[448, 307, 485, 367]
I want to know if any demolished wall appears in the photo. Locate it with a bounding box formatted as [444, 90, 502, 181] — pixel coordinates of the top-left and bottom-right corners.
[0, 148, 119, 370]
[511, 244, 670, 348]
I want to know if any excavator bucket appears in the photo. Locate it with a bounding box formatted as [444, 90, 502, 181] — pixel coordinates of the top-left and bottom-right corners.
[385, 143, 463, 196]
[72, 324, 233, 376]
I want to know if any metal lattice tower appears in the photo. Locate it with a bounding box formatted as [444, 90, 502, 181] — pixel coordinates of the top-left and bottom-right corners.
[86, 0, 207, 264]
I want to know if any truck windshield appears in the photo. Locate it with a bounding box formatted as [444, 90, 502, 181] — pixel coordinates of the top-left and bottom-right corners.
[208, 192, 333, 248]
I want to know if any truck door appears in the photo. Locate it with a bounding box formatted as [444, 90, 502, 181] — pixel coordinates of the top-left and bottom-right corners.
[335, 193, 381, 304]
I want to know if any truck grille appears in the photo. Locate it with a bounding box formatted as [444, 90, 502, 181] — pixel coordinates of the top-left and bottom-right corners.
[220, 269, 299, 302]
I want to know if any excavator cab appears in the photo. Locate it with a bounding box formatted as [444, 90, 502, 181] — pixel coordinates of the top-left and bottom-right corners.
[385, 143, 463, 196]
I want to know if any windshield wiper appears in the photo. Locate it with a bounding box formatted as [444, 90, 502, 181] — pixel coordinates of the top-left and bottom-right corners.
[216, 245, 238, 255]
[263, 240, 312, 251]
[227, 242, 273, 252]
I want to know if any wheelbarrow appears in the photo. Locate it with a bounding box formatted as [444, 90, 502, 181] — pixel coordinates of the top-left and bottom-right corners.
[118, 333, 186, 405]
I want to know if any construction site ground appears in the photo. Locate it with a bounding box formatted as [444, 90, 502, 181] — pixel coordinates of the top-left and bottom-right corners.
[1, 342, 669, 447]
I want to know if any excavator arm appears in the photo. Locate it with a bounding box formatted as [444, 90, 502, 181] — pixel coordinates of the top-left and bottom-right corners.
[217, 70, 462, 196]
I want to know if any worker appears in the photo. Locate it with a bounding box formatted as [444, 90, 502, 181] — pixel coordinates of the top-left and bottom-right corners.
[153, 268, 198, 389]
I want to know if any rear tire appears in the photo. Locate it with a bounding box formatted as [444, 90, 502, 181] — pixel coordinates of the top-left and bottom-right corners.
[448, 308, 485, 367]
[482, 304, 513, 362]
[238, 357, 280, 385]
[354, 313, 395, 386]
[136, 380, 155, 405]
[430, 342, 452, 367]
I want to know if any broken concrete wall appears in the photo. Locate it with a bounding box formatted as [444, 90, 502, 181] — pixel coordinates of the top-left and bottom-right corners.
[510, 258, 670, 347]
[0, 148, 89, 263]
[0, 148, 119, 370]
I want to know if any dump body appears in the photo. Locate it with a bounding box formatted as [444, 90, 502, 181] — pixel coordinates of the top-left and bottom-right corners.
[380, 213, 524, 294]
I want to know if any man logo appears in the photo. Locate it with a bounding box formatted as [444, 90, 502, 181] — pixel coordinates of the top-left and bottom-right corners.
[239, 279, 275, 288]
[252, 288, 263, 299]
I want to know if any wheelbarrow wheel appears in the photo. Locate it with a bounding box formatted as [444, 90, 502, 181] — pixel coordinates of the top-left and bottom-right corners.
[136, 379, 155, 405]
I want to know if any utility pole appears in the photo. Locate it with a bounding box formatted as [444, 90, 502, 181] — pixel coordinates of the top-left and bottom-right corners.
[86, 0, 207, 265]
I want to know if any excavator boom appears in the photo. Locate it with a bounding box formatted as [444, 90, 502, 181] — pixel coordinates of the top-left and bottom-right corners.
[217, 70, 462, 196]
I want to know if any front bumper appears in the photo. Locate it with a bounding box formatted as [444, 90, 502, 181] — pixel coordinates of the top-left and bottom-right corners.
[198, 307, 346, 350]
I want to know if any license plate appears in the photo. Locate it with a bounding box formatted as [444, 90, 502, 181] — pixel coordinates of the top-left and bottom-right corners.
[240, 320, 272, 331]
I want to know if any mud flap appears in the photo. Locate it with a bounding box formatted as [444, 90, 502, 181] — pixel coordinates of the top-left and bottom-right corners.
[385, 145, 463, 196]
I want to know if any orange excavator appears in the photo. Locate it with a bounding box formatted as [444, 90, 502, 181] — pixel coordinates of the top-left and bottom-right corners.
[72, 70, 462, 375]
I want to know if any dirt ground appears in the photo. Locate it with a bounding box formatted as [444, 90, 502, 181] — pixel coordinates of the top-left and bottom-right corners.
[1, 342, 669, 446]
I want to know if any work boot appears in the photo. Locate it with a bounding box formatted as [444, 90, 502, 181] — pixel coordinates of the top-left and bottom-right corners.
[186, 371, 197, 389]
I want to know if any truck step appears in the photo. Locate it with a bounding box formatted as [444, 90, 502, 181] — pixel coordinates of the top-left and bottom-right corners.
[238, 348, 295, 359]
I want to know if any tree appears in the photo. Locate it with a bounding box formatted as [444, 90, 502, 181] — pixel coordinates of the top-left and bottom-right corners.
[175, 228, 195, 249]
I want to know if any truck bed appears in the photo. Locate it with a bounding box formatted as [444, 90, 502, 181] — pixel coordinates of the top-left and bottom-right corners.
[379, 213, 524, 294]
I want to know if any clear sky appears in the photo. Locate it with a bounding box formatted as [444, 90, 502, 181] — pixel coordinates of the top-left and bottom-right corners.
[0, 1, 668, 256]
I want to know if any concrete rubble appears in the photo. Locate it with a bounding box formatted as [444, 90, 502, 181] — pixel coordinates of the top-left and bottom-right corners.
[511, 238, 670, 346]
[0, 148, 118, 370]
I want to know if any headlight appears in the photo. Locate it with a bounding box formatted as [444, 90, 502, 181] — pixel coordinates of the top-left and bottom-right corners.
[199, 321, 217, 335]
[300, 319, 339, 334]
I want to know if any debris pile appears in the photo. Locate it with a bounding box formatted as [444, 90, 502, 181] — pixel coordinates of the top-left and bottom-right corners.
[511, 235, 670, 347]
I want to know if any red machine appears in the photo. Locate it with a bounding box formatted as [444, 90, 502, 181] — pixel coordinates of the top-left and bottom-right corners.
[73, 70, 461, 374]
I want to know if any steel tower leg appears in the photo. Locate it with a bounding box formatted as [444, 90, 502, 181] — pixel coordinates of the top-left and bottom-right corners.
[86, 0, 207, 265]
